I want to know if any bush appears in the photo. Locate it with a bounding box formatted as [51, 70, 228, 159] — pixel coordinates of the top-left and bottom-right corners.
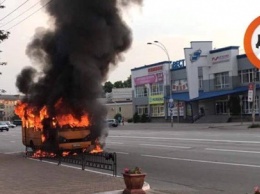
[133, 112, 140, 123]
[141, 113, 148, 123]
[127, 118, 133, 123]
[248, 124, 260, 128]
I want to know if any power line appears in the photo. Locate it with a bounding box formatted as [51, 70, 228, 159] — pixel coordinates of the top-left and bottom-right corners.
[6, 0, 53, 31]
[0, 0, 6, 5]
[0, 0, 30, 22]
[0, 1, 41, 28]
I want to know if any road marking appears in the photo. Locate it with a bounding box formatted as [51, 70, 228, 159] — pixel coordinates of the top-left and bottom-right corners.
[106, 142, 123, 144]
[205, 148, 260, 154]
[140, 144, 191, 149]
[142, 154, 260, 168]
[4, 151, 23, 154]
[110, 136, 260, 144]
[116, 151, 129, 155]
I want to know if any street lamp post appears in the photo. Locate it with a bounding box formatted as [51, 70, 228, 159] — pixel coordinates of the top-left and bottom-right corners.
[239, 94, 243, 125]
[147, 41, 174, 127]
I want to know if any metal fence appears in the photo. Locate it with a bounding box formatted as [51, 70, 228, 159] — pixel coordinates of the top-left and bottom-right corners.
[25, 151, 117, 176]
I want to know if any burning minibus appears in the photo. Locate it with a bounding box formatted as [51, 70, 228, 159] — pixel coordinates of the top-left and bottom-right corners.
[15, 99, 106, 154]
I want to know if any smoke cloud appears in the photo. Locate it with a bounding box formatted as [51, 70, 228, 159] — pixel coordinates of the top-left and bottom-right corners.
[16, 0, 142, 138]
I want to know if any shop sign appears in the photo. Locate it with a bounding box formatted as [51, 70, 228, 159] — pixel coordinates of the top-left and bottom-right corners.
[134, 73, 164, 86]
[149, 94, 164, 104]
[172, 79, 188, 91]
[148, 66, 163, 73]
[171, 59, 186, 70]
[212, 54, 230, 64]
[190, 49, 202, 62]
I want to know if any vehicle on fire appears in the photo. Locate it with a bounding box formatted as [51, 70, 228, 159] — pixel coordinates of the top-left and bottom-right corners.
[0, 122, 9, 132]
[22, 117, 108, 153]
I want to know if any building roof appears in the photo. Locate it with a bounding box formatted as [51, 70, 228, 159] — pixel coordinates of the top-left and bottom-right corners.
[131, 61, 169, 71]
[209, 46, 239, 54]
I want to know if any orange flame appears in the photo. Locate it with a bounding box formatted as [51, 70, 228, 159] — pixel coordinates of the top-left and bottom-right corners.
[90, 145, 103, 154]
[15, 98, 90, 130]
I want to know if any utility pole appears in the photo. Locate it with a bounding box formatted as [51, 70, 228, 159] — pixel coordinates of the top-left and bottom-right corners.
[147, 41, 175, 127]
[252, 69, 257, 125]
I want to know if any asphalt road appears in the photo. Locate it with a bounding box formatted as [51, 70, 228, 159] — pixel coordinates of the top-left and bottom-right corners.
[105, 122, 260, 194]
[2, 123, 260, 193]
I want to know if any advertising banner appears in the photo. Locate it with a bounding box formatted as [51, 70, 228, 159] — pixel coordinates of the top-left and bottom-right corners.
[149, 94, 164, 104]
[134, 73, 164, 86]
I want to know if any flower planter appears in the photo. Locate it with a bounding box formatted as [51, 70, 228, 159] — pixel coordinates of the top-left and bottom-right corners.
[122, 173, 146, 194]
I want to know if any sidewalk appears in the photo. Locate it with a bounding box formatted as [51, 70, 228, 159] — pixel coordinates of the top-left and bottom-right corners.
[0, 152, 151, 194]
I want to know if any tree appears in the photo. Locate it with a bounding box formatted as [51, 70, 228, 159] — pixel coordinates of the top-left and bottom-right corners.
[123, 75, 131, 88]
[103, 81, 113, 93]
[114, 81, 124, 88]
[0, 5, 10, 66]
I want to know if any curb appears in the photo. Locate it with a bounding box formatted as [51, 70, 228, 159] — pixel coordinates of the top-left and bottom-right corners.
[95, 182, 150, 194]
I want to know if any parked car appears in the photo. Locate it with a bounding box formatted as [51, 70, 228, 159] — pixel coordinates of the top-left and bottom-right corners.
[0, 122, 9, 132]
[106, 119, 118, 127]
[5, 121, 16, 128]
[13, 120, 22, 126]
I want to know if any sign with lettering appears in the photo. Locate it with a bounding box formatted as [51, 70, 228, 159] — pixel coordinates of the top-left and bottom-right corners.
[148, 65, 163, 73]
[190, 49, 202, 62]
[212, 54, 230, 64]
[134, 73, 164, 86]
[171, 59, 186, 70]
[149, 94, 164, 104]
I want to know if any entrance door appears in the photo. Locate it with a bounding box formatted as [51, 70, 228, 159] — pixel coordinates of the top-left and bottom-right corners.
[215, 101, 228, 114]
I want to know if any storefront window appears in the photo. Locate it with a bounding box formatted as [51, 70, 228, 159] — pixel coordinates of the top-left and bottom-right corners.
[198, 76, 203, 89]
[239, 68, 259, 84]
[214, 72, 229, 89]
[242, 96, 259, 114]
[136, 105, 148, 115]
[135, 85, 148, 97]
[151, 104, 165, 117]
[150, 82, 163, 95]
[172, 79, 188, 91]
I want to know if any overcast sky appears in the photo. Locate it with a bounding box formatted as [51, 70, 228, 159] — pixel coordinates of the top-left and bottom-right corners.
[0, 0, 259, 94]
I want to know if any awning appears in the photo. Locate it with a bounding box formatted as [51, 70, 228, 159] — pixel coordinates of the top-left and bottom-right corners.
[166, 86, 258, 102]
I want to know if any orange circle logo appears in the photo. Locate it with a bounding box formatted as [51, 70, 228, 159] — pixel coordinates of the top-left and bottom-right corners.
[244, 16, 260, 68]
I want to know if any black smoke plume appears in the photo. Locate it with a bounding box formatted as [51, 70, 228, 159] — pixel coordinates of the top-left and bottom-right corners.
[16, 0, 142, 138]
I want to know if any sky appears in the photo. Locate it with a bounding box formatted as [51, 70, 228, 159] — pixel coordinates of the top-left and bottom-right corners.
[0, 0, 260, 94]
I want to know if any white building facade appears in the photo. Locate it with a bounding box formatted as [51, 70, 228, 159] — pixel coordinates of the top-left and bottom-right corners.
[131, 41, 260, 122]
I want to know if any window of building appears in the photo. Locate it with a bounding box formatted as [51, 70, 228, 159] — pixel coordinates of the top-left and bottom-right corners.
[214, 72, 229, 89]
[172, 79, 188, 91]
[135, 85, 148, 97]
[198, 76, 203, 89]
[239, 68, 260, 84]
[242, 96, 259, 114]
[151, 104, 165, 117]
[136, 105, 148, 115]
[150, 82, 163, 95]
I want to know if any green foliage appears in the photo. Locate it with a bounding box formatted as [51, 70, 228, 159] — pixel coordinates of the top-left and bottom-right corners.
[123, 75, 131, 88]
[133, 112, 140, 123]
[141, 113, 148, 123]
[113, 81, 124, 88]
[103, 81, 113, 93]
[127, 118, 133, 123]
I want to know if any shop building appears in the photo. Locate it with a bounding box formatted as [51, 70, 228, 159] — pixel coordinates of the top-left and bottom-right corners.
[132, 41, 260, 122]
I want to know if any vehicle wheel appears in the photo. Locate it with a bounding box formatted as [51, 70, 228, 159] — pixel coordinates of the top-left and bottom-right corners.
[30, 141, 36, 151]
[6, 128, 9, 131]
